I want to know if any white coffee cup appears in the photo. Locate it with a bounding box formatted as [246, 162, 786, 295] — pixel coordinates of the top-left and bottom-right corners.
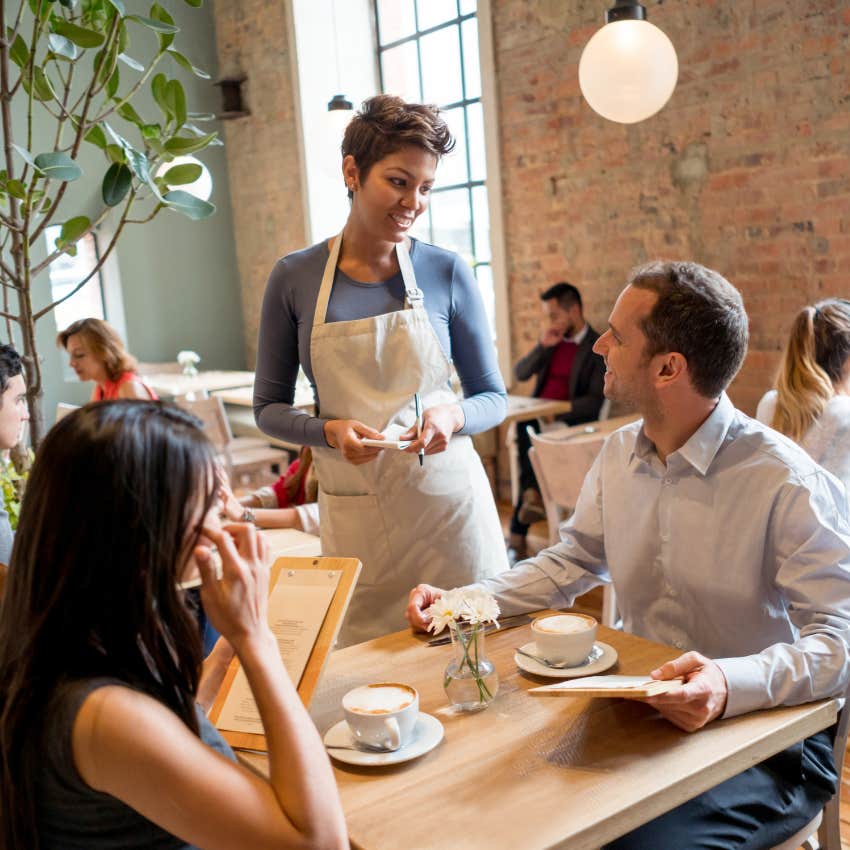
[342, 683, 419, 751]
[531, 613, 598, 666]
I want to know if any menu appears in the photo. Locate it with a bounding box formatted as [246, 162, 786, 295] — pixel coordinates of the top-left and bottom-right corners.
[530, 675, 684, 698]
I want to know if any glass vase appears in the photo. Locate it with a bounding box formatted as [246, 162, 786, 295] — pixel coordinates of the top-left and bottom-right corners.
[443, 621, 499, 712]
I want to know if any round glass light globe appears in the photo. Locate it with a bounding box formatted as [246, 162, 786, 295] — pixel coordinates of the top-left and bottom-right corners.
[155, 155, 213, 201]
[578, 19, 678, 124]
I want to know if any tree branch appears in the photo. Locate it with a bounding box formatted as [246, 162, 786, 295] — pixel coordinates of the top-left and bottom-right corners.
[34, 190, 135, 322]
[90, 49, 167, 125]
[0, 256, 21, 287]
[30, 204, 111, 271]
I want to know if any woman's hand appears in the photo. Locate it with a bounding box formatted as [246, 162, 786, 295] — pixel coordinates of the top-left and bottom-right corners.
[196, 523, 271, 651]
[324, 418, 385, 465]
[400, 403, 464, 456]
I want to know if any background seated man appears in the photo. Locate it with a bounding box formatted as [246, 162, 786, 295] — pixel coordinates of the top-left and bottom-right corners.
[408, 261, 850, 850]
[510, 282, 605, 559]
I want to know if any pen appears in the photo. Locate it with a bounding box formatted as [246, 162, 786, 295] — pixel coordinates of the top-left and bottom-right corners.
[414, 393, 424, 467]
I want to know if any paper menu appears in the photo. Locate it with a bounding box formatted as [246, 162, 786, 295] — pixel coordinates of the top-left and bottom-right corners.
[530, 675, 683, 698]
[215, 570, 341, 735]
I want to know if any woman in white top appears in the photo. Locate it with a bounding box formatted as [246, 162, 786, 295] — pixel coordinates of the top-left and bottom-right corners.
[756, 298, 850, 492]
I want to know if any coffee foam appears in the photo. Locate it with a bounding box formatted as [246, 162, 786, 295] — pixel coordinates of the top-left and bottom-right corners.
[343, 684, 416, 715]
[534, 614, 595, 634]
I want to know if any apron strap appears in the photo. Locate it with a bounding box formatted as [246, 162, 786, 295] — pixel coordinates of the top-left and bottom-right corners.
[313, 234, 425, 328]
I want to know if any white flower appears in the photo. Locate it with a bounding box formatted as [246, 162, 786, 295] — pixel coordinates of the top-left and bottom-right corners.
[463, 589, 500, 626]
[426, 588, 466, 634]
[177, 350, 201, 367]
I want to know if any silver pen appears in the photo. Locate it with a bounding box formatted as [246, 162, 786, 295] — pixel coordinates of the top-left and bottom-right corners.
[414, 393, 424, 467]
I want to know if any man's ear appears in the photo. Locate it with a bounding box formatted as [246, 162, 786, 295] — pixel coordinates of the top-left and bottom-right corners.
[656, 352, 687, 388]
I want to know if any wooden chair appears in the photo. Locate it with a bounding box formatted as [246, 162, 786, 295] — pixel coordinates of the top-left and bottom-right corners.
[175, 395, 288, 487]
[769, 695, 850, 850]
[55, 402, 79, 423]
[528, 426, 618, 628]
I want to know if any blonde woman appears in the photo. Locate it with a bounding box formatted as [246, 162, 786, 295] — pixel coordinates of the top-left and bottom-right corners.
[756, 298, 850, 491]
[58, 318, 157, 401]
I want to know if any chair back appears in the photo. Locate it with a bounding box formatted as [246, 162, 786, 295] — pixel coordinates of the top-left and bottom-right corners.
[136, 361, 183, 376]
[55, 402, 78, 423]
[175, 395, 233, 453]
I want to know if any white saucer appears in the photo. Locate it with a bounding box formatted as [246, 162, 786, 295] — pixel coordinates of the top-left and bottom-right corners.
[323, 713, 444, 766]
[514, 641, 618, 679]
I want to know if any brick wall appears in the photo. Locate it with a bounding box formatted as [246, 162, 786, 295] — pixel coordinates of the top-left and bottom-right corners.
[492, 0, 850, 413]
[211, 0, 307, 367]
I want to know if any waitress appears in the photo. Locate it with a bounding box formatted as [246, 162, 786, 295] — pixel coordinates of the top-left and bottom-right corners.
[254, 95, 509, 645]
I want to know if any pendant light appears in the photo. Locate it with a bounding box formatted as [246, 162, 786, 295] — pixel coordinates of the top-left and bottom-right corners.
[578, 1, 678, 124]
[319, 0, 353, 178]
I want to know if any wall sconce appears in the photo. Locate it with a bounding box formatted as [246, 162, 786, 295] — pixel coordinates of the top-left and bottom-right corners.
[215, 75, 250, 120]
[578, 1, 678, 124]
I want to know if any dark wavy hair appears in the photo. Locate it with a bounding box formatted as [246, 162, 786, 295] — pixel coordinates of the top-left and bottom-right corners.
[0, 344, 22, 400]
[341, 94, 455, 199]
[0, 400, 217, 849]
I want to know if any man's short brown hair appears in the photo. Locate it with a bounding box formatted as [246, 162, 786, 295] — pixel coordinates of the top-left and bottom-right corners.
[341, 95, 455, 197]
[629, 261, 749, 398]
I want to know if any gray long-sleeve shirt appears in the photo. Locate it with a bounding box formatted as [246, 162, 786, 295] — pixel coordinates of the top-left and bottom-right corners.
[471, 394, 850, 719]
[254, 238, 506, 446]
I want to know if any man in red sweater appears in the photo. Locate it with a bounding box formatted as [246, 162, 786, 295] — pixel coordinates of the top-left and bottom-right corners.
[509, 282, 605, 559]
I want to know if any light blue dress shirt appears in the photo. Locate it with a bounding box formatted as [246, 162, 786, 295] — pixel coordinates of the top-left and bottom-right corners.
[474, 394, 850, 718]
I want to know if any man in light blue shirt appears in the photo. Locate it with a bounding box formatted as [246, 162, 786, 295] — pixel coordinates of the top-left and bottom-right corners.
[407, 261, 850, 849]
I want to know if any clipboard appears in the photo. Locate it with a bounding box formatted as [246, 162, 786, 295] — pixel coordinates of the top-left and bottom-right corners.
[209, 555, 361, 752]
[530, 675, 684, 699]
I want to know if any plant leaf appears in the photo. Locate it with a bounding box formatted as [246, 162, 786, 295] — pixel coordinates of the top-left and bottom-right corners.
[150, 3, 176, 49]
[187, 111, 215, 122]
[12, 145, 40, 171]
[84, 124, 108, 149]
[162, 162, 201, 185]
[34, 152, 83, 182]
[57, 215, 91, 248]
[6, 180, 27, 200]
[151, 72, 171, 121]
[106, 65, 120, 98]
[163, 132, 217, 156]
[165, 79, 186, 129]
[141, 123, 161, 140]
[106, 0, 126, 14]
[102, 162, 132, 206]
[47, 32, 81, 60]
[117, 52, 144, 71]
[163, 189, 214, 220]
[58, 0, 77, 8]
[105, 144, 125, 164]
[183, 0, 202, 6]
[117, 102, 145, 126]
[126, 14, 179, 33]
[167, 48, 210, 79]
[9, 32, 30, 69]
[23, 66, 56, 102]
[51, 19, 106, 49]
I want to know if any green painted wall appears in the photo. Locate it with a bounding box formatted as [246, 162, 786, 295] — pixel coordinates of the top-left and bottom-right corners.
[4, 1, 244, 420]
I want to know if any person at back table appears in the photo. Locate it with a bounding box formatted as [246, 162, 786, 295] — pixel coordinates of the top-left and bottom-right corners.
[756, 298, 850, 495]
[0, 343, 29, 564]
[58, 317, 157, 401]
[408, 261, 850, 850]
[509, 282, 605, 558]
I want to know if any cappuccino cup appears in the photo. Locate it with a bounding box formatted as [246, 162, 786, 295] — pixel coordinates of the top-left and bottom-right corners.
[531, 613, 597, 666]
[342, 683, 419, 751]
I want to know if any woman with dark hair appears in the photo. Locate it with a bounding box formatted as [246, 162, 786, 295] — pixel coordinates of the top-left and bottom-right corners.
[756, 298, 850, 493]
[58, 317, 157, 401]
[0, 401, 347, 850]
[254, 94, 508, 645]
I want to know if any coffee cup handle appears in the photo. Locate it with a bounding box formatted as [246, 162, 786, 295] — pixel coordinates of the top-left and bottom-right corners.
[382, 717, 401, 751]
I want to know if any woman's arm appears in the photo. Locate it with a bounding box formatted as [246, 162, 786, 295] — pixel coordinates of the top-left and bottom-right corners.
[117, 380, 153, 400]
[72, 524, 348, 850]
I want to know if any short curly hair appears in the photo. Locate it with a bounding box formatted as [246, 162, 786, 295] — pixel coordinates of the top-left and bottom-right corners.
[341, 95, 455, 198]
[0, 344, 23, 400]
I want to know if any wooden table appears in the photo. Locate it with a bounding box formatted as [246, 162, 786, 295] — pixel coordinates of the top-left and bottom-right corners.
[241, 620, 836, 850]
[146, 370, 255, 399]
[262, 527, 321, 559]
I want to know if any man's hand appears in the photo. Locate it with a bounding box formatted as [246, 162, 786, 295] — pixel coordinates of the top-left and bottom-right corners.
[540, 326, 564, 348]
[642, 651, 729, 733]
[405, 583, 445, 632]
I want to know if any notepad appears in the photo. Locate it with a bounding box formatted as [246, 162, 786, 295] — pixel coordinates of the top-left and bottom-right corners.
[530, 675, 683, 698]
[360, 438, 412, 449]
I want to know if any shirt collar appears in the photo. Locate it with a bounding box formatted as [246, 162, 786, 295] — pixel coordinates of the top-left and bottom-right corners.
[568, 323, 588, 345]
[630, 393, 736, 475]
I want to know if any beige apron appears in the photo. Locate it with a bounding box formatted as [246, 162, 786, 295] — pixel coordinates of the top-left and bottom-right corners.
[310, 235, 508, 646]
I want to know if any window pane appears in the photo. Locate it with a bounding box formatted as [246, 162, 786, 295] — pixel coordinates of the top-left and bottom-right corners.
[459, 0, 477, 14]
[474, 263, 496, 341]
[376, 0, 417, 44]
[419, 26, 462, 105]
[466, 101, 486, 182]
[380, 41, 421, 102]
[45, 227, 106, 333]
[429, 187, 471, 261]
[471, 185, 490, 263]
[416, 0, 457, 31]
[461, 18, 481, 100]
[438, 106, 468, 187]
